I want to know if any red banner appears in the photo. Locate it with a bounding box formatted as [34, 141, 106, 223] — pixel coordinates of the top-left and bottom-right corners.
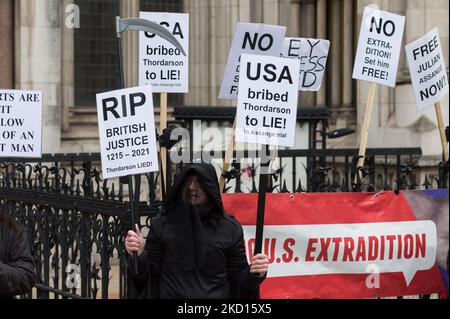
[222, 192, 446, 299]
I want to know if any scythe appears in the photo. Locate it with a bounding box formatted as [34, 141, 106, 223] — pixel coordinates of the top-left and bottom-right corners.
[115, 16, 186, 274]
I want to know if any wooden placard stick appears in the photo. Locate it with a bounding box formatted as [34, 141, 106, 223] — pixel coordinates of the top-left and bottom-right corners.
[434, 101, 449, 162]
[219, 118, 236, 193]
[355, 82, 377, 182]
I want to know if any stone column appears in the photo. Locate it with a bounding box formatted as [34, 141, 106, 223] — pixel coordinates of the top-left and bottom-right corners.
[61, 0, 74, 132]
[342, 0, 353, 107]
[355, 0, 382, 148]
[315, 0, 327, 106]
[326, 0, 356, 145]
[390, 0, 407, 80]
[182, 0, 204, 156]
[250, 0, 264, 23]
[121, 0, 139, 88]
[284, 0, 300, 36]
[0, 0, 14, 89]
[198, 0, 209, 106]
[238, 0, 251, 23]
[329, 0, 342, 108]
[300, 0, 318, 107]
[208, 1, 217, 105]
[15, 0, 62, 154]
[186, 0, 241, 107]
[263, 0, 278, 26]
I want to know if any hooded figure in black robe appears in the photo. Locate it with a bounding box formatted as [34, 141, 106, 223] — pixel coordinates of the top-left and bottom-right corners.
[127, 163, 265, 299]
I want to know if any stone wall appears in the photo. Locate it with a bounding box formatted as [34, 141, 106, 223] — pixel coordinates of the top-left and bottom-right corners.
[2, 0, 448, 160]
[0, 0, 14, 89]
[14, 0, 62, 154]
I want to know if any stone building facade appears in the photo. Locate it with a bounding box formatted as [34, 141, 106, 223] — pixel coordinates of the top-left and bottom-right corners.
[0, 0, 448, 165]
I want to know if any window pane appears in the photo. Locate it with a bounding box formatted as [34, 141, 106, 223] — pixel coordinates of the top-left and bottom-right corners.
[140, 0, 183, 13]
[74, 0, 120, 107]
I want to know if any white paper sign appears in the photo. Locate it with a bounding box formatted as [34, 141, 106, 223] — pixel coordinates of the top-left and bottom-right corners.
[96, 86, 159, 179]
[243, 221, 437, 286]
[280, 38, 330, 91]
[139, 12, 189, 93]
[405, 28, 449, 111]
[0, 89, 42, 158]
[235, 54, 300, 147]
[219, 23, 287, 100]
[352, 7, 405, 87]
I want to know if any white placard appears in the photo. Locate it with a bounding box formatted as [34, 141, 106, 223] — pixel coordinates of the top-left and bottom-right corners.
[280, 37, 330, 91]
[405, 28, 449, 111]
[139, 12, 189, 93]
[352, 7, 405, 87]
[219, 23, 287, 100]
[0, 89, 42, 158]
[235, 54, 300, 147]
[96, 86, 159, 179]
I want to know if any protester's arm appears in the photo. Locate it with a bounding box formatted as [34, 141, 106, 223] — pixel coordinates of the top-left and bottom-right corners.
[228, 223, 267, 298]
[0, 228, 37, 296]
[126, 222, 162, 291]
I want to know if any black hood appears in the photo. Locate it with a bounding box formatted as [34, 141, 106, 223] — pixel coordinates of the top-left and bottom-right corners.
[165, 163, 224, 216]
[163, 163, 224, 271]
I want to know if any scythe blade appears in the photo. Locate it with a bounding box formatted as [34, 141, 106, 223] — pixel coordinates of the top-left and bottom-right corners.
[116, 17, 186, 57]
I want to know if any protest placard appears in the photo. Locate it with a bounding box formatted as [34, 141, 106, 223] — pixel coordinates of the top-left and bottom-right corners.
[406, 27, 449, 161]
[139, 12, 189, 93]
[235, 53, 300, 147]
[96, 86, 159, 179]
[352, 7, 405, 177]
[353, 7, 405, 87]
[280, 37, 330, 91]
[219, 23, 287, 100]
[406, 28, 448, 111]
[218, 23, 286, 191]
[0, 89, 42, 158]
[234, 53, 300, 256]
[138, 12, 188, 195]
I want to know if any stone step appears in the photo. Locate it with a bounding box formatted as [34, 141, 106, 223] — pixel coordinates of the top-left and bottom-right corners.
[62, 129, 99, 140]
[70, 106, 174, 115]
[60, 139, 100, 154]
[68, 107, 174, 125]
[68, 114, 170, 125]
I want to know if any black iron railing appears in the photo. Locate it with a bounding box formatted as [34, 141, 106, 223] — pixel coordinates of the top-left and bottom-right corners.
[1, 148, 448, 299]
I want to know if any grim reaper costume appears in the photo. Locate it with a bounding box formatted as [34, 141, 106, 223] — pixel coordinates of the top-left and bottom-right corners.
[128, 163, 265, 299]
